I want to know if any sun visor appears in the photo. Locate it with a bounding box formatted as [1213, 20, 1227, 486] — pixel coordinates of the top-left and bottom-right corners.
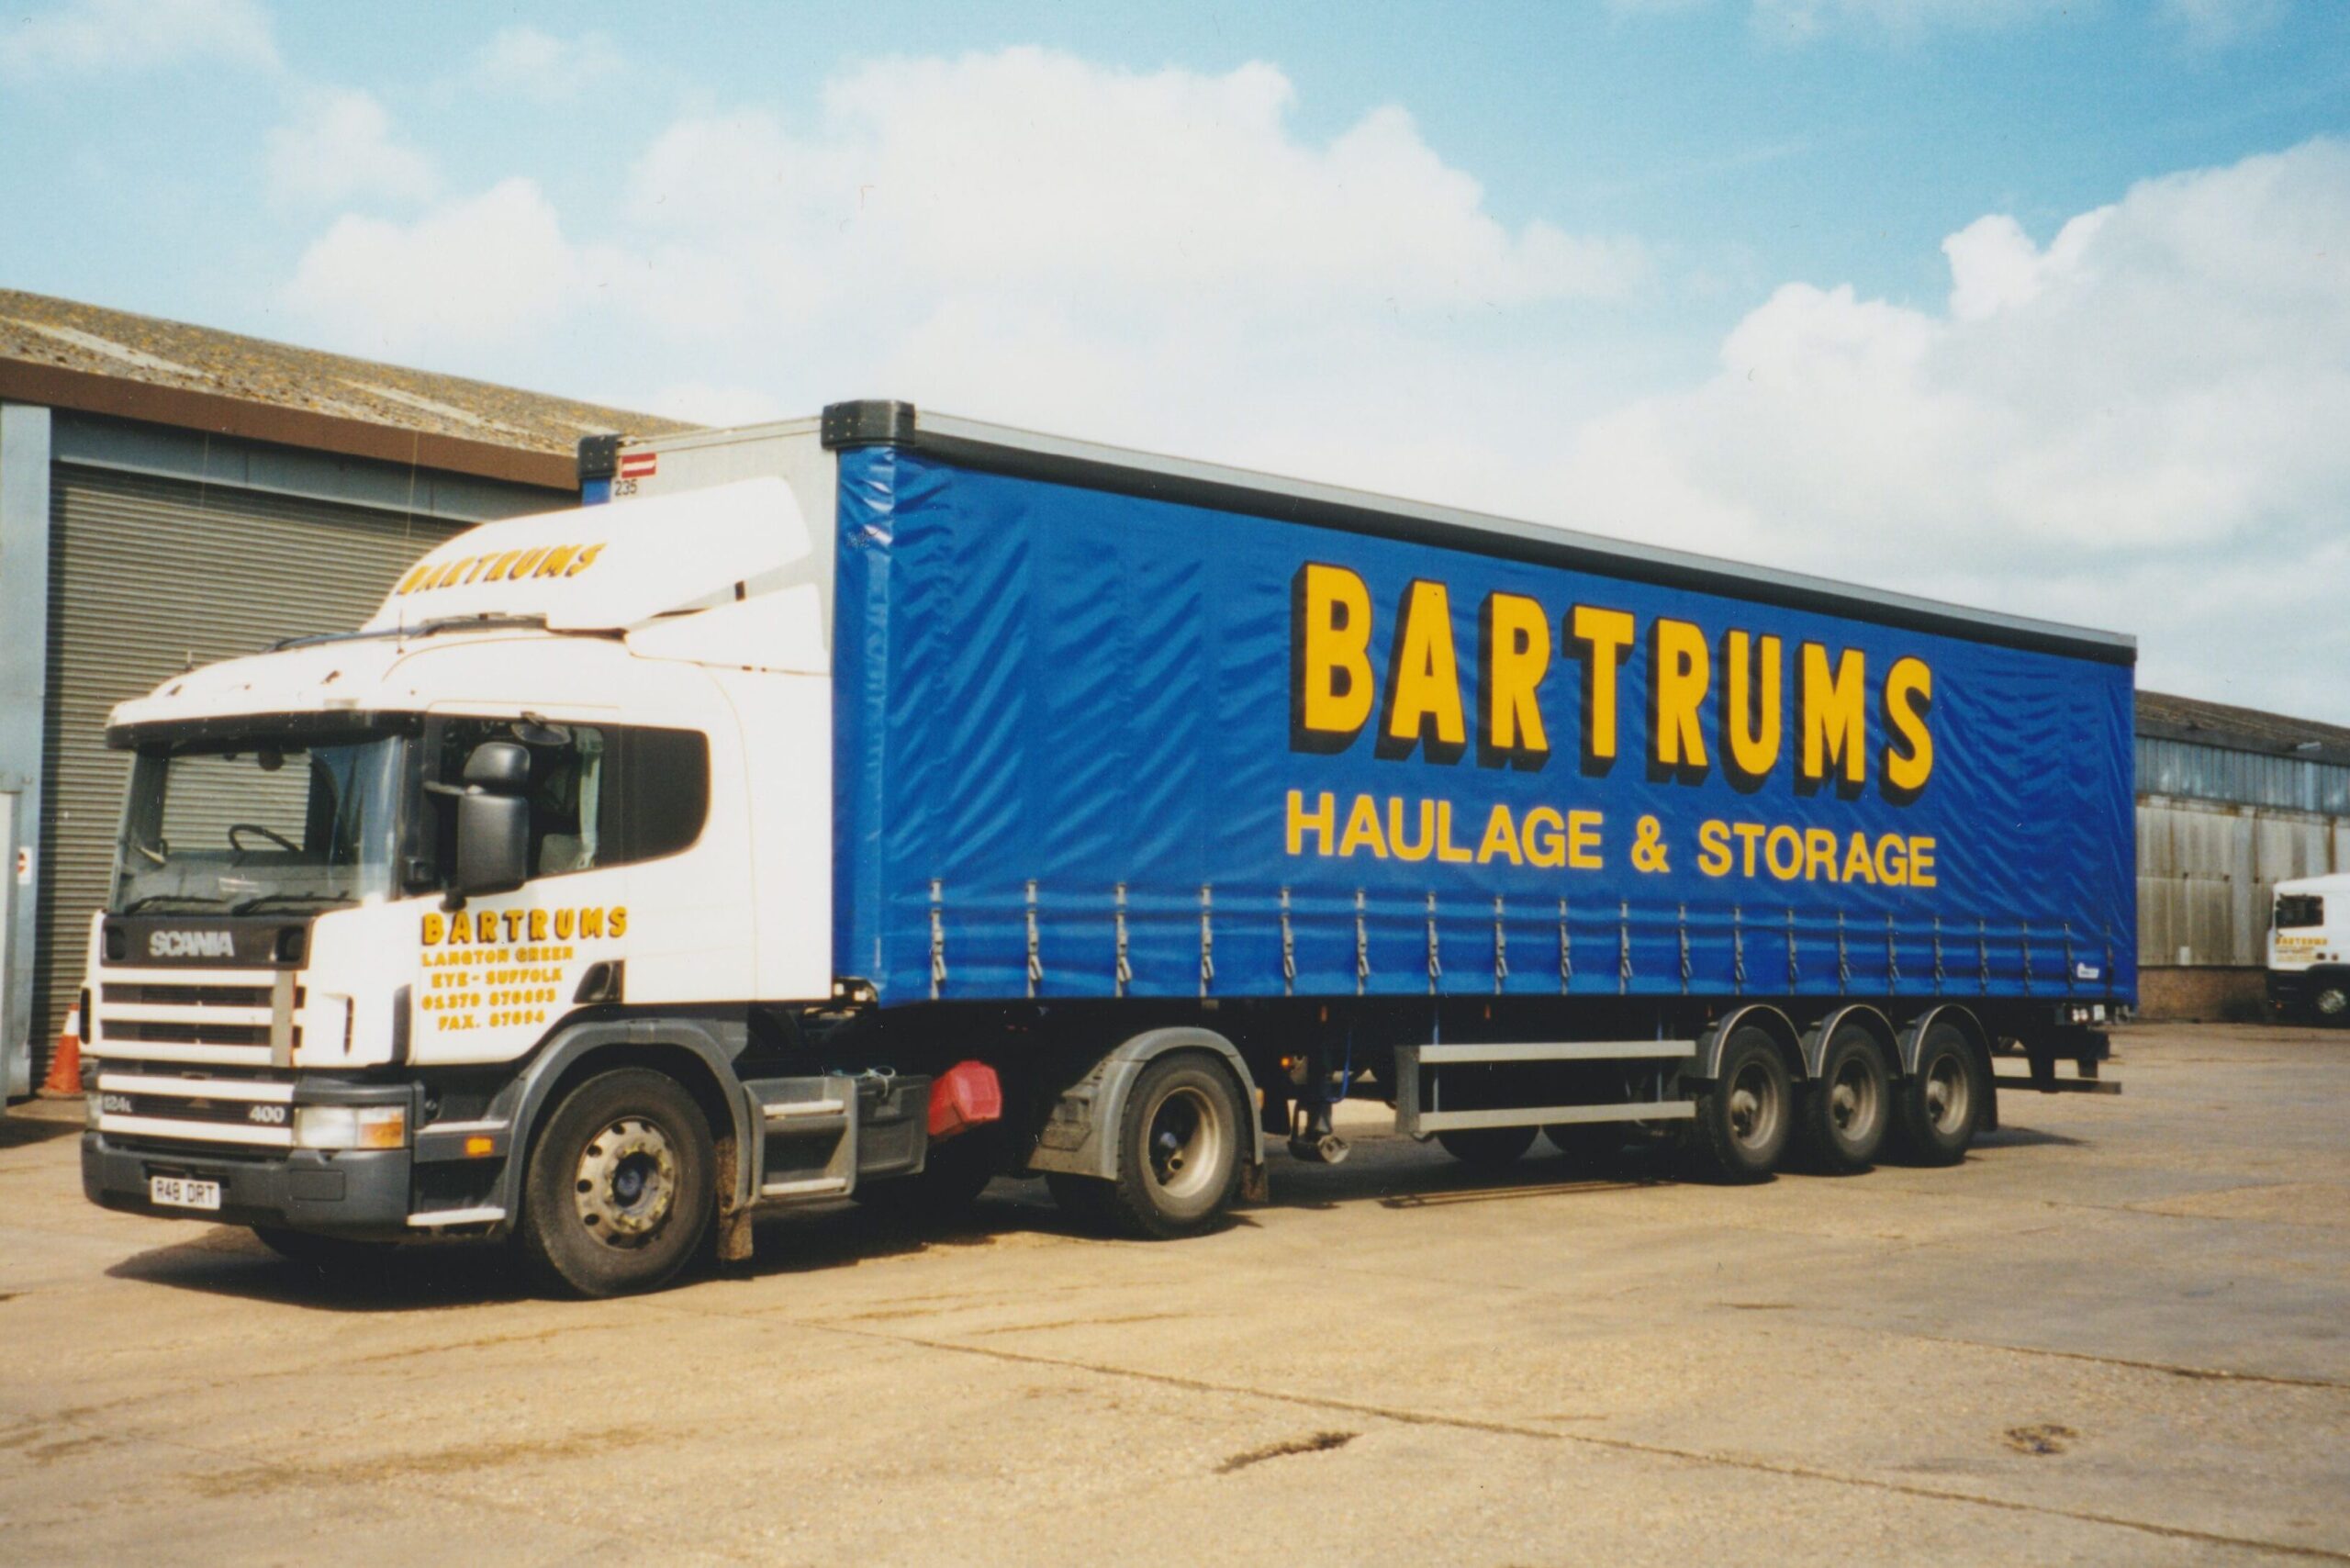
[364, 477, 809, 633]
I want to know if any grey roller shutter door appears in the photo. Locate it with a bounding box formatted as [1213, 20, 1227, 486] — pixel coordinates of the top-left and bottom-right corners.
[31, 465, 468, 1082]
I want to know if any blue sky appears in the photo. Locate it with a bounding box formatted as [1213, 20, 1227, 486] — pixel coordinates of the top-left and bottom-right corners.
[3, 0, 2347, 718]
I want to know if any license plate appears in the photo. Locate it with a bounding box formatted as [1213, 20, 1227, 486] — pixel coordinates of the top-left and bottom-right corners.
[150, 1175, 221, 1211]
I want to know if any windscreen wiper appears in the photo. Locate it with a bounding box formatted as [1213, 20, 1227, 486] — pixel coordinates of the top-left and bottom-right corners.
[227, 892, 357, 916]
[117, 894, 227, 914]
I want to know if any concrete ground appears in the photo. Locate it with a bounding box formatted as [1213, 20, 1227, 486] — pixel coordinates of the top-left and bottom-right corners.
[1, 1022, 2344, 1567]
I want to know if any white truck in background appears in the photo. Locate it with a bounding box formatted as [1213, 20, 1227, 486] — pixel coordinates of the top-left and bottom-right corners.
[2267, 873, 2350, 1025]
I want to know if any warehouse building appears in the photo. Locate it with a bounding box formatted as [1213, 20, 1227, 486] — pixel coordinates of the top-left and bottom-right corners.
[2136, 690, 2350, 1019]
[0, 291, 691, 1096]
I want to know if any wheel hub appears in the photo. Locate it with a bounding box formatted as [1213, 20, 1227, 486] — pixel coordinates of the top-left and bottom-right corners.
[1829, 1058, 1876, 1136]
[1924, 1058, 1968, 1134]
[1726, 1059, 1778, 1148]
[574, 1117, 677, 1246]
[1144, 1086, 1223, 1201]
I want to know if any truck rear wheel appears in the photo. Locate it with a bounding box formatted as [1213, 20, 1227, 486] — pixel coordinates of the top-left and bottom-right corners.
[1891, 1025, 1986, 1166]
[522, 1068, 715, 1297]
[1796, 1025, 1890, 1172]
[1436, 1126, 1538, 1171]
[1689, 1027, 1792, 1182]
[1103, 1053, 1246, 1240]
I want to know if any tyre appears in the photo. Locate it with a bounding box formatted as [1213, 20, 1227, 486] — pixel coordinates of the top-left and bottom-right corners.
[1796, 1023, 1891, 1172]
[1891, 1024, 1987, 1167]
[252, 1226, 396, 1275]
[1436, 1126, 1538, 1171]
[1103, 1052, 1247, 1240]
[853, 1130, 1000, 1224]
[521, 1068, 715, 1297]
[2309, 980, 2350, 1028]
[1689, 1026, 1793, 1182]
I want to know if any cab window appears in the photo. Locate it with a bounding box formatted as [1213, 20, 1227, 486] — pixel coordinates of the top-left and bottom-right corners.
[427, 719, 709, 883]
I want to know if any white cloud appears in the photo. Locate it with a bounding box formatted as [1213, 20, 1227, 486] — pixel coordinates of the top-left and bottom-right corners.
[264, 88, 437, 207]
[613, 51, 1643, 315]
[0, 0, 276, 77]
[287, 178, 593, 356]
[1551, 138, 2350, 721]
[285, 47, 1644, 468]
[468, 25, 624, 102]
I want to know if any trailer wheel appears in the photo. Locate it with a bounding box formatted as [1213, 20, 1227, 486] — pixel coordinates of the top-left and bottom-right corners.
[1689, 1026, 1792, 1182]
[1796, 1025, 1890, 1172]
[1437, 1126, 1538, 1171]
[1102, 1053, 1247, 1240]
[522, 1068, 715, 1297]
[1891, 1024, 1986, 1166]
[252, 1226, 396, 1277]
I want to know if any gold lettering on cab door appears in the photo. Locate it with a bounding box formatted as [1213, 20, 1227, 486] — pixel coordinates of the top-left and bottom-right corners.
[415, 905, 628, 1034]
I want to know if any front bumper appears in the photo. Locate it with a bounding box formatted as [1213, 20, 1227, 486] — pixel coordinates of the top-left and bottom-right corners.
[83, 1133, 414, 1240]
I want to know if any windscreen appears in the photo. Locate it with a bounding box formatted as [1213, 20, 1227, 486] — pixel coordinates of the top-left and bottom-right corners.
[2275, 894, 2326, 931]
[114, 728, 409, 916]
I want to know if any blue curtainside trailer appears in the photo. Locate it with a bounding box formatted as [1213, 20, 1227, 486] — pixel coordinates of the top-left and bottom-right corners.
[829, 440, 2135, 1014]
[588, 402, 2134, 1253]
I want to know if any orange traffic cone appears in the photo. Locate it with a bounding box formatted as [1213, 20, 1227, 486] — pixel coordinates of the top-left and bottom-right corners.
[39, 1010, 82, 1098]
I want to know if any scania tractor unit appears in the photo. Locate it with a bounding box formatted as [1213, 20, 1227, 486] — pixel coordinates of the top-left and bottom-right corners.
[78, 402, 2133, 1295]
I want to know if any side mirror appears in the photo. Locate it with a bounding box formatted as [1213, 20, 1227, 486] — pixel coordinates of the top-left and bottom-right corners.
[454, 792, 529, 899]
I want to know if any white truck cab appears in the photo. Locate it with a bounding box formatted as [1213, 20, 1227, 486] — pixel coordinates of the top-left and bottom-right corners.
[78, 476, 859, 1293]
[2267, 872, 2350, 1025]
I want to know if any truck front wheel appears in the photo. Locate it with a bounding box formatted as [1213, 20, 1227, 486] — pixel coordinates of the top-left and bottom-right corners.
[1103, 1053, 1247, 1240]
[2308, 980, 2349, 1027]
[522, 1068, 715, 1297]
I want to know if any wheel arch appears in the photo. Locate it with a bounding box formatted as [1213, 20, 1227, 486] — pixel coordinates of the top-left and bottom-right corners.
[1025, 1025, 1263, 1182]
[487, 1020, 756, 1230]
[1800, 1003, 1898, 1081]
[1692, 1004, 1801, 1082]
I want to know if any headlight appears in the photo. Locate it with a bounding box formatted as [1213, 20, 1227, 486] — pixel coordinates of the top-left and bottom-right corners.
[294, 1104, 408, 1150]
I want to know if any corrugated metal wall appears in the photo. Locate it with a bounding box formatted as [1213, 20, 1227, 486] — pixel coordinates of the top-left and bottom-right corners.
[28, 465, 466, 1082]
[2137, 795, 2350, 967]
[2137, 737, 2350, 816]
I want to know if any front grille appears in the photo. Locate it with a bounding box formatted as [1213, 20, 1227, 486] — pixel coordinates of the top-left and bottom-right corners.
[103, 982, 275, 1009]
[95, 1067, 297, 1151]
[108, 1020, 275, 1047]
